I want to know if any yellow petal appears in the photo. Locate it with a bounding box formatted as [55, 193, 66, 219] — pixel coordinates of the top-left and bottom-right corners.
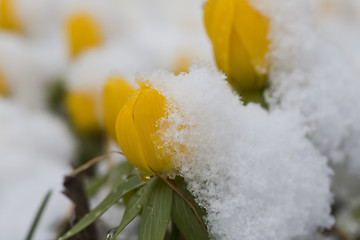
[65, 11, 103, 58]
[66, 91, 101, 134]
[132, 85, 172, 173]
[116, 101, 152, 175]
[103, 76, 135, 139]
[228, 27, 262, 91]
[0, 0, 23, 32]
[233, 0, 269, 77]
[204, 0, 235, 75]
[204, 0, 269, 92]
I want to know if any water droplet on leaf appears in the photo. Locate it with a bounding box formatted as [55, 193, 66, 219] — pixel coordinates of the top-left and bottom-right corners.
[106, 228, 116, 240]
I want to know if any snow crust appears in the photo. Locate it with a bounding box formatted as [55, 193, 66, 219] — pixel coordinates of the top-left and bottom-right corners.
[145, 66, 333, 240]
[0, 99, 75, 239]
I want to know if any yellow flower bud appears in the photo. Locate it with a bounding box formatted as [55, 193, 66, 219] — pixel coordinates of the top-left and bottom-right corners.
[0, 69, 9, 96]
[115, 82, 173, 178]
[65, 11, 103, 58]
[65, 91, 101, 134]
[0, 0, 23, 32]
[103, 76, 134, 139]
[204, 0, 270, 92]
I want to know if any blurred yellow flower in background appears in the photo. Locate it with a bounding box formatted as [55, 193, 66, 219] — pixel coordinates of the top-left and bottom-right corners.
[66, 91, 101, 134]
[103, 76, 134, 139]
[204, 0, 270, 93]
[0, 70, 8, 95]
[115, 82, 173, 179]
[0, 0, 23, 32]
[65, 11, 103, 58]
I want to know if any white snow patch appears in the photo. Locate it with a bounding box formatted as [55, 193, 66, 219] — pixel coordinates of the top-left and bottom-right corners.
[144, 66, 333, 240]
[0, 99, 75, 239]
[252, 0, 360, 171]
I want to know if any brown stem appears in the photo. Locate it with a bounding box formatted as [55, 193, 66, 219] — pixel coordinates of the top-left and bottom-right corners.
[63, 174, 97, 240]
[152, 170, 208, 237]
[105, 137, 114, 169]
[66, 151, 123, 178]
[332, 225, 353, 240]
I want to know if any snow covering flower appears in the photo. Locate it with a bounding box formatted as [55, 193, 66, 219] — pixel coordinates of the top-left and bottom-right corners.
[103, 76, 134, 139]
[0, 0, 23, 32]
[115, 81, 176, 178]
[204, 0, 270, 93]
[65, 11, 103, 58]
[133, 65, 333, 240]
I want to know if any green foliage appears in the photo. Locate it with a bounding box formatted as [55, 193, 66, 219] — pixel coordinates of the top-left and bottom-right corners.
[139, 177, 173, 240]
[58, 175, 144, 240]
[172, 190, 208, 240]
[171, 177, 208, 240]
[60, 167, 209, 240]
[47, 79, 66, 114]
[109, 178, 157, 240]
[26, 190, 52, 240]
[85, 172, 109, 196]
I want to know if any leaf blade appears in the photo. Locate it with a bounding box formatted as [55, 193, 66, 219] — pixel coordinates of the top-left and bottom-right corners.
[172, 191, 209, 240]
[59, 175, 144, 240]
[139, 178, 173, 240]
[110, 179, 156, 240]
[25, 190, 52, 240]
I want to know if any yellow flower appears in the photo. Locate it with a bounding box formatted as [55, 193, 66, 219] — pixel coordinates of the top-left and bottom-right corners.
[65, 11, 103, 58]
[0, 0, 23, 32]
[66, 91, 101, 134]
[115, 82, 173, 178]
[103, 76, 134, 139]
[0, 69, 9, 96]
[204, 0, 270, 92]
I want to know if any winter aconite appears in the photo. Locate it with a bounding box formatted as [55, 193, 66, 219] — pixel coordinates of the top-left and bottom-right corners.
[103, 76, 134, 139]
[0, 0, 23, 32]
[65, 11, 103, 58]
[0, 70, 8, 95]
[66, 90, 101, 134]
[115, 82, 173, 179]
[204, 0, 270, 92]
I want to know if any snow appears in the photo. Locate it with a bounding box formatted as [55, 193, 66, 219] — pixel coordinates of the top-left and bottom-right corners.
[0, 99, 75, 239]
[252, 0, 360, 198]
[0, 33, 65, 109]
[144, 66, 333, 240]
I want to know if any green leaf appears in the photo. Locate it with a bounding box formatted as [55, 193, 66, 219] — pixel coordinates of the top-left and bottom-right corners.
[25, 190, 52, 240]
[110, 179, 156, 240]
[111, 161, 134, 191]
[172, 190, 209, 240]
[169, 222, 181, 240]
[59, 175, 144, 240]
[170, 177, 208, 240]
[85, 172, 110, 196]
[139, 178, 173, 240]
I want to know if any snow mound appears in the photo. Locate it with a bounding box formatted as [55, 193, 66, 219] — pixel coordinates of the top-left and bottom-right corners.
[146, 66, 333, 240]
